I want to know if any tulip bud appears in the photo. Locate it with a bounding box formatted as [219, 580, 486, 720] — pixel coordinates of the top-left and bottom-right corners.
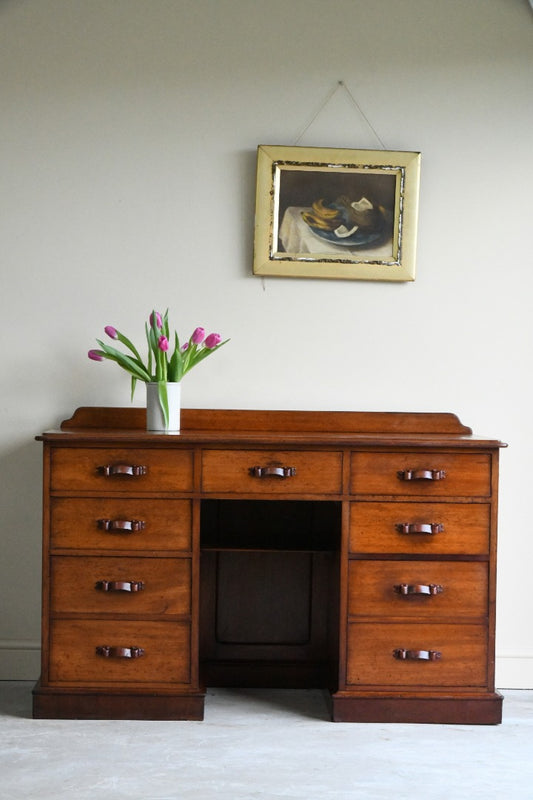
[158, 335, 169, 352]
[204, 333, 222, 349]
[191, 327, 206, 345]
[181, 342, 189, 352]
[88, 349, 105, 361]
[150, 311, 163, 329]
[104, 326, 118, 339]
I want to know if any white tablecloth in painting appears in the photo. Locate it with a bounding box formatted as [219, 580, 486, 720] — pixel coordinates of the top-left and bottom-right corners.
[279, 206, 394, 260]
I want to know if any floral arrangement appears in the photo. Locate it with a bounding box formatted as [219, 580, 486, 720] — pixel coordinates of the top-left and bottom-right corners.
[89, 309, 228, 426]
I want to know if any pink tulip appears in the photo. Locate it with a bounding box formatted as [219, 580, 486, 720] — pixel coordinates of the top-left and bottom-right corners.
[181, 342, 189, 352]
[88, 349, 105, 361]
[158, 335, 169, 352]
[150, 311, 163, 329]
[104, 325, 118, 339]
[204, 332, 222, 349]
[191, 327, 206, 345]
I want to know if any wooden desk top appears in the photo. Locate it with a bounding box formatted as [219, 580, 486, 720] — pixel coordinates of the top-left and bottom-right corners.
[38, 407, 506, 449]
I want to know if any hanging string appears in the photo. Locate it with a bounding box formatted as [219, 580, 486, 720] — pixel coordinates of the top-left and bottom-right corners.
[294, 80, 386, 150]
[260, 80, 385, 291]
[293, 82, 343, 144]
[340, 81, 387, 149]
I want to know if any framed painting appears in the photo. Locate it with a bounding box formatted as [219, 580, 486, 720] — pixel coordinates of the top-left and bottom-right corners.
[253, 144, 421, 281]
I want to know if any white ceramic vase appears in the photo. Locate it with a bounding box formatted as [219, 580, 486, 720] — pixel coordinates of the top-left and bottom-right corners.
[146, 381, 181, 432]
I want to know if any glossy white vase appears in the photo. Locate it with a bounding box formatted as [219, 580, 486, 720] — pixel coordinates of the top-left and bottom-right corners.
[146, 382, 181, 432]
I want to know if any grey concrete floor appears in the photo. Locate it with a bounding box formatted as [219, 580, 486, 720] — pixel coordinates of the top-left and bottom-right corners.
[0, 683, 531, 800]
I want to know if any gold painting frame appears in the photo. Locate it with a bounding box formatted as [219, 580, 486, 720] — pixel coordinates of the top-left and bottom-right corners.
[253, 144, 421, 281]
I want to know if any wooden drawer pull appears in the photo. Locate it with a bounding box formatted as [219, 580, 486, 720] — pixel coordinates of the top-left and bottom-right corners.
[395, 522, 444, 535]
[95, 580, 145, 593]
[95, 645, 145, 659]
[393, 583, 444, 596]
[249, 466, 296, 478]
[393, 648, 442, 661]
[97, 463, 148, 477]
[97, 518, 146, 533]
[397, 469, 446, 482]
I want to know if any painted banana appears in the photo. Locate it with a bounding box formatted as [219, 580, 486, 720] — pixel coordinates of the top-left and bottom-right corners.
[311, 199, 340, 219]
[301, 211, 337, 230]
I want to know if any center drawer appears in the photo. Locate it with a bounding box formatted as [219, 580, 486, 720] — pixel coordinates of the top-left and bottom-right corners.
[201, 450, 343, 495]
[50, 447, 194, 492]
[50, 556, 191, 616]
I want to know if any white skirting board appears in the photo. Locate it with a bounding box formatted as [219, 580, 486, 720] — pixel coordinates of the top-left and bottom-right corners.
[1, 643, 532, 688]
[496, 656, 533, 690]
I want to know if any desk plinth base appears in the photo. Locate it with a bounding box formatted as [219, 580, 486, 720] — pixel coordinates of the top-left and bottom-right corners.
[330, 691, 503, 725]
[32, 682, 205, 721]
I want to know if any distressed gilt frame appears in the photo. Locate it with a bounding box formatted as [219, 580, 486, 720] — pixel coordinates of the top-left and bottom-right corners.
[253, 144, 421, 281]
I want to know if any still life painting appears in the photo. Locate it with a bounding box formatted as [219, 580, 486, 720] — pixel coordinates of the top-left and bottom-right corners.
[253, 145, 420, 281]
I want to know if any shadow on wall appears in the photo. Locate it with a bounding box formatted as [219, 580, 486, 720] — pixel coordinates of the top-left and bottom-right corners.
[0, 439, 43, 638]
[235, 147, 258, 278]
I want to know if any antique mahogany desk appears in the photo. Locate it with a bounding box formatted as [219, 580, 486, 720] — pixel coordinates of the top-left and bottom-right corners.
[33, 407, 504, 723]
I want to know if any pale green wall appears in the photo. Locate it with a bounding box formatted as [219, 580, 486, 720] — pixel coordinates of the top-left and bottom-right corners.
[1, 0, 532, 686]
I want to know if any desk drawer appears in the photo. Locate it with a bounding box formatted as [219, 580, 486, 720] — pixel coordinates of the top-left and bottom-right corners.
[351, 452, 491, 497]
[51, 556, 191, 616]
[346, 622, 487, 687]
[201, 450, 343, 495]
[349, 502, 490, 555]
[50, 498, 192, 552]
[348, 561, 488, 619]
[50, 448, 194, 492]
[49, 620, 191, 685]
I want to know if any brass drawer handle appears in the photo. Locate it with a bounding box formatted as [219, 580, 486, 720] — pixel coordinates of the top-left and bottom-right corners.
[95, 645, 145, 659]
[97, 463, 148, 477]
[393, 648, 442, 661]
[95, 580, 145, 593]
[395, 523, 444, 535]
[397, 469, 446, 482]
[249, 466, 296, 478]
[393, 583, 444, 596]
[97, 519, 146, 533]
